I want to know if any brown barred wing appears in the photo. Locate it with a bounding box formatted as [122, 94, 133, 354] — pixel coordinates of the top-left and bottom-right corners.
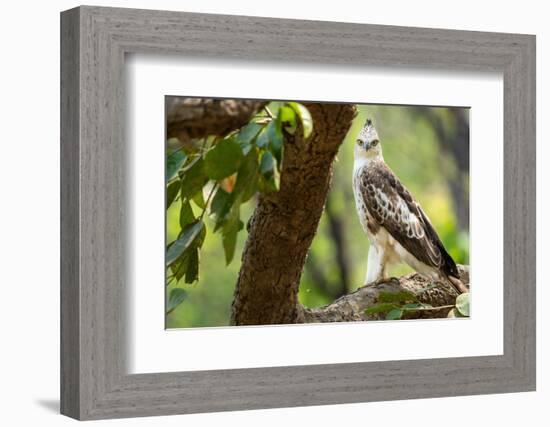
[358, 162, 458, 277]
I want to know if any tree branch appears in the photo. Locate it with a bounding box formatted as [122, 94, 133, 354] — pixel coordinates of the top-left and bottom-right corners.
[166, 97, 267, 143]
[301, 265, 469, 322]
[231, 103, 357, 325]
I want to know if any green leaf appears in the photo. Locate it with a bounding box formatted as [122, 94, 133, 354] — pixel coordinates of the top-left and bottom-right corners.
[222, 231, 237, 265]
[288, 102, 313, 138]
[170, 253, 189, 281]
[385, 308, 403, 320]
[192, 189, 205, 209]
[168, 224, 206, 283]
[194, 222, 207, 248]
[233, 148, 259, 203]
[255, 125, 270, 148]
[180, 158, 208, 199]
[259, 151, 280, 192]
[221, 204, 242, 265]
[222, 222, 239, 265]
[184, 248, 199, 283]
[364, 303, 398, 315]
[267, 117, 284, 167]
[179, 200, 195, 229]
[166, 180, 181, 209]
[166, 221, 204, 266]
[260, 150, 275, 175]
[166, 287, 187, 314]
[236, 122, 262, 153]
[166, 150, 186, 182]
[377, 290, 418, 304]
[210, 187, 234, 230]
[279, 105, 297, 134]
[258, 151, 280, 192]
[455, 292, 470, 317]
[204, 137, 243, 180]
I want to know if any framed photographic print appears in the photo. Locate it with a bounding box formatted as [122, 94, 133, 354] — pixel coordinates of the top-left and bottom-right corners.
[61, 6, 536, 420]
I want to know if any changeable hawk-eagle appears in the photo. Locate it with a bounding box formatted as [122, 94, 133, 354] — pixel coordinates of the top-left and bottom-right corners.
[352, 119, 467, 294]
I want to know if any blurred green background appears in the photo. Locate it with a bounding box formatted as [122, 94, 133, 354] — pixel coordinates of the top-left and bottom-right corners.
[166, 103, 470, 328]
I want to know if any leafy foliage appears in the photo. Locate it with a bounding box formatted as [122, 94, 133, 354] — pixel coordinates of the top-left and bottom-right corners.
[166, 221, 205, 266]
[287, 102, 313, 138]
[165, 103, 313, 313]
[166, 150, 186, 182]
[448, 292, 470, 318]
[364, 287, 435, 320]
[365, 287, 470, 320]
[204, 137, 243, 180]
[166, 288, 188, 314]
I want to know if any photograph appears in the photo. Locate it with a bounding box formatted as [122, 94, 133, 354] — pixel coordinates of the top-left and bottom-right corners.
[165, 98, 470, 328]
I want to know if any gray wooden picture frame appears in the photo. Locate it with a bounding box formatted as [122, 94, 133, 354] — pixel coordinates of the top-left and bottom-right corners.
[60, 5, 536, 420]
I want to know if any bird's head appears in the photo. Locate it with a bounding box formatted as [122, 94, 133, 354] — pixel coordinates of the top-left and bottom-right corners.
[354, 118, 382, 160]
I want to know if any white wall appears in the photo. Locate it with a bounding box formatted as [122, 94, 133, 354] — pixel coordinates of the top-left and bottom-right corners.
[0, 0, 546, 425]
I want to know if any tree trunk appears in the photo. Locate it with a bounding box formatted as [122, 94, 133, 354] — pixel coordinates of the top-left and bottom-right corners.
[230, 103, 357, 325]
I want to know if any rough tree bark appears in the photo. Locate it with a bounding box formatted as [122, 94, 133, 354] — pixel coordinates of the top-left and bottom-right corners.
[302, 265, 469, 322]
[230, 103, 357, 325]
[166, 97, 267, 143]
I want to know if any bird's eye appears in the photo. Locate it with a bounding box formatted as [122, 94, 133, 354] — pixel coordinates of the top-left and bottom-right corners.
[371, 139, 379, 146]
[356, 139, 363, 146]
